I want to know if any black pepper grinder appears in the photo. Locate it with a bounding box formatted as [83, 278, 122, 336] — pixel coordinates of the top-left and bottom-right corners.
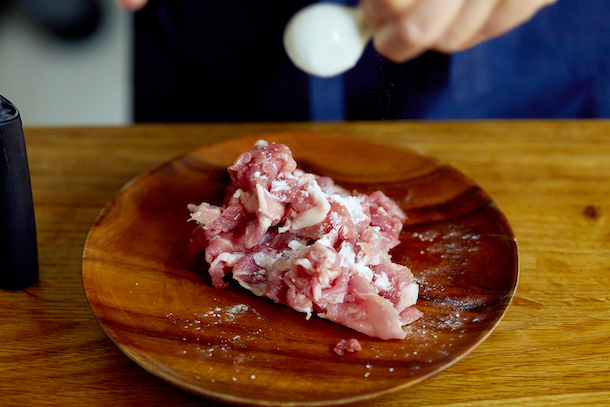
[0, 95, 38, 290]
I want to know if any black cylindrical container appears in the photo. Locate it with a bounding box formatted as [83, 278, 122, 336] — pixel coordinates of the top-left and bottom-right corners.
[0, 95, 38, 290]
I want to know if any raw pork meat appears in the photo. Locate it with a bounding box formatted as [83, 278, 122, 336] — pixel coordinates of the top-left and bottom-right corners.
[188, 140, 422, 340]
[333, 338, 362, 355]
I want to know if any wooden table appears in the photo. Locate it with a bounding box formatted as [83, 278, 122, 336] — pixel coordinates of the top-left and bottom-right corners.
[1, 121, 609, 406]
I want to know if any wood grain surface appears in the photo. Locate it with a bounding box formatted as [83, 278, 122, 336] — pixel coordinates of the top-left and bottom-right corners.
[1, 121, 609, 406]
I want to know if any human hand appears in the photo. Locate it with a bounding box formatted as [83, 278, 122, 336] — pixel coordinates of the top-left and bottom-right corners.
[114, 0, 148, 11]
[359, 0, 557, 62]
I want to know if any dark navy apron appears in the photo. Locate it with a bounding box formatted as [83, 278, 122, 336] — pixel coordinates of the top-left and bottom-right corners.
[133, 0, 610, 122]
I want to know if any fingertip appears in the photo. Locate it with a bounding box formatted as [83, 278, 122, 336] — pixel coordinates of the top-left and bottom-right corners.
[115, 0, 148, 11]
[358, 0, 381, 29]
[372, 22, 425, 62]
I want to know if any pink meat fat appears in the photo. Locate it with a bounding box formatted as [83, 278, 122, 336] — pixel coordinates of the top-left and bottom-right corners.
[188, 140, 423, 340]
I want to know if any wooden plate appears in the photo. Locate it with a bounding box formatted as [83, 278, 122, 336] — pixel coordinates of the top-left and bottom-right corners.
[82, 133, 518, 406]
